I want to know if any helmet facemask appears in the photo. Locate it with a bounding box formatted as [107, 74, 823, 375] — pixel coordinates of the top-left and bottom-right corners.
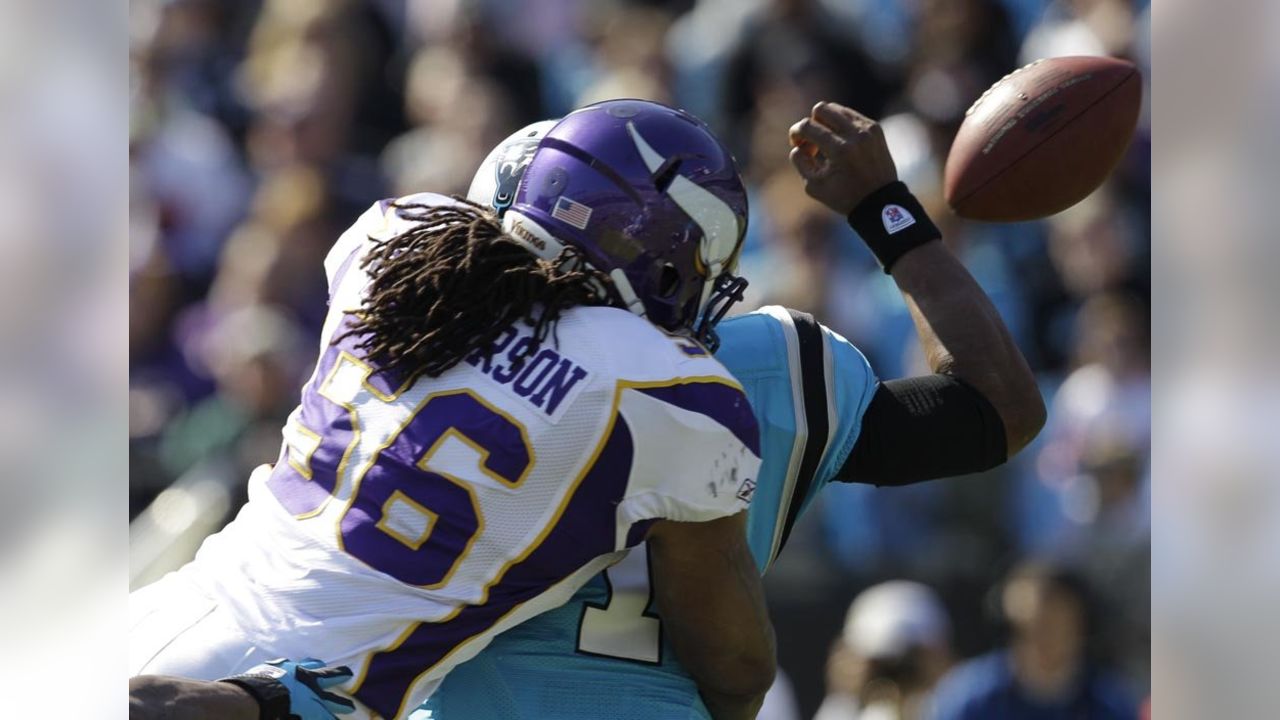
[693, 270, 749, 352]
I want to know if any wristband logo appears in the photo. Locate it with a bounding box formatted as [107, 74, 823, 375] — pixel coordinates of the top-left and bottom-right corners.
[882, 204, 917, 235]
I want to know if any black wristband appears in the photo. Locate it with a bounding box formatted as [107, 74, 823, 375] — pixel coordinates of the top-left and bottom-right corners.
[847, 181, 941, 273]
[219, 674, 293, 720]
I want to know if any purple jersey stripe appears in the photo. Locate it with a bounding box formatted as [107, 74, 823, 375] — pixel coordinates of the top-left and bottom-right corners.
[625, 518, 656, 547]
[635, 381, 760, 456]
[328, 247, 359, 306]
[267, 339, 351, 515]
[353, 416, 637, 718]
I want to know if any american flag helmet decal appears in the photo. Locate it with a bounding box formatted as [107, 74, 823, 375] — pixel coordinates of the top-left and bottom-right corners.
[551, 196, 593, 229]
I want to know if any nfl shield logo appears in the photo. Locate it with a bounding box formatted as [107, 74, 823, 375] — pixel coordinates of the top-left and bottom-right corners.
[881, 203, 917, 234]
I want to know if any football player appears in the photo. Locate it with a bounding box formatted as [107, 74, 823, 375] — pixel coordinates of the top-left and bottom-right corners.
[129, 100, 777, 720]
[416, 101, 1045, 719]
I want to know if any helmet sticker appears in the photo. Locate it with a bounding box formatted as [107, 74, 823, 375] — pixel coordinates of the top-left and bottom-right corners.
[551, 196, 593, 230]
[467, 119, 559, 215]
[493, 139, 539, 212]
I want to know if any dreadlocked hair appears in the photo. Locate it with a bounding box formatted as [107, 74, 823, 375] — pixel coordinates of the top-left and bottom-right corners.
[336, 198, 613, 380]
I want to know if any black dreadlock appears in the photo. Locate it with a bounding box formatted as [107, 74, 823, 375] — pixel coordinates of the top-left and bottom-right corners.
[336, 198, 613, 380]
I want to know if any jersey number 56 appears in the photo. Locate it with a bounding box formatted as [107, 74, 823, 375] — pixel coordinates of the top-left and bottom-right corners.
[266, 350, 533, 587]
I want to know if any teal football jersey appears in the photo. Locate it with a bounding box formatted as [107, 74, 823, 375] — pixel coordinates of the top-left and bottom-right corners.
[413, 306, 878, 720]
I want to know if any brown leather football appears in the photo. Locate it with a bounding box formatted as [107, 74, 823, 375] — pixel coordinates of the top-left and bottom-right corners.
[944, 56, 1142, 222]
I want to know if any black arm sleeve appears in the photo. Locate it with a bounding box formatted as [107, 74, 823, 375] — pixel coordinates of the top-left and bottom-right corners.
[838, 374, 1008, 486]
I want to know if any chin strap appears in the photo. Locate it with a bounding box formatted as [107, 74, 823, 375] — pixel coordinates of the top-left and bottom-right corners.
[609, 268, 647, 318]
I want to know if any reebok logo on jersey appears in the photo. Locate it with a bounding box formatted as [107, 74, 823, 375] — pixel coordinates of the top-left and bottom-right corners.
[882, 204, 916, 234]
[736, 477, 757, 504]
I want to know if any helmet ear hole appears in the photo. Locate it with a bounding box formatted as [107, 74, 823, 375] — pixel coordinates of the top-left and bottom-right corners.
[657, 262, 681, 298]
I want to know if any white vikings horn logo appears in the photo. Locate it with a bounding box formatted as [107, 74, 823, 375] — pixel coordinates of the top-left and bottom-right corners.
[626, 122, 739, 270]
[627, 121, 740, 315]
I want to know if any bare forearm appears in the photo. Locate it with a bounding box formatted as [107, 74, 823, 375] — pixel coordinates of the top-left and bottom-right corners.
[700, 688, 769, 720]
[671, 604, 775, 720]
[677, 547, 775, 718]
[129, 675, 260, 720]
[889, 240, 1045, 453]
[649, 516, 777, 720]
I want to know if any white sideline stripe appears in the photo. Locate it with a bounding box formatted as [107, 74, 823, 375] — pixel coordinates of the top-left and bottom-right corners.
[763, 307, 808, 567]
[820, 327, 839, 479]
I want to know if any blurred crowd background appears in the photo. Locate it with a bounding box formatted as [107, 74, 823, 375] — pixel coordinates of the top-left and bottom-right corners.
[128, 0, 1150, 717]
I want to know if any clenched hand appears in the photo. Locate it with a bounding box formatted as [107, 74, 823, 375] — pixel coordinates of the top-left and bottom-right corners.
[788, 102, 899, 216]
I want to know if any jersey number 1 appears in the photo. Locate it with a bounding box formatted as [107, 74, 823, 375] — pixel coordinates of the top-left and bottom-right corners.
[577, 545, 663, 664]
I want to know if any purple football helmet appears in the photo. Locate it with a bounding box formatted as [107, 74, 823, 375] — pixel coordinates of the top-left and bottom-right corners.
[494, 100, 749, 349]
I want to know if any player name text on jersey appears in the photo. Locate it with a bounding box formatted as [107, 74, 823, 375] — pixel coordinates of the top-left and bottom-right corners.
[465, 322, 590, 422]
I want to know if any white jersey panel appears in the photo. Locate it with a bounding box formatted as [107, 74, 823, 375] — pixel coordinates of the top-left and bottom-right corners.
[615, 387, 758, 534]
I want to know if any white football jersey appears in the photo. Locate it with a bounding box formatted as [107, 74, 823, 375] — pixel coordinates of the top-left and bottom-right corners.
[169, 193, 761, 719]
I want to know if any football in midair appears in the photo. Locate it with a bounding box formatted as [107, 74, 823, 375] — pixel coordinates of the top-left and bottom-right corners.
[943, 56, 1142, 222]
